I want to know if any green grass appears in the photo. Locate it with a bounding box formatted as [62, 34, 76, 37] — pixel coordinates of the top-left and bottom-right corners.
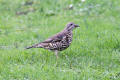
[0, 0, 120, 80]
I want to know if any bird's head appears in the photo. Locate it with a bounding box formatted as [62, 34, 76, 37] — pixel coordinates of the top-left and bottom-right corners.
[65, 22, 80, 31]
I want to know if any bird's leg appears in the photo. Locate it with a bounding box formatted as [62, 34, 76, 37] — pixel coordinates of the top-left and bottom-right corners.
[55, 51, 59, 59]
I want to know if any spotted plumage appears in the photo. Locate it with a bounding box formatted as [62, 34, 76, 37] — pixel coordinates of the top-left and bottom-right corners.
[26, 22, 79, 58]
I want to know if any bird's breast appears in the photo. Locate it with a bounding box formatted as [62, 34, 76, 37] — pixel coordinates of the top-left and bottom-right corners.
[66, 32, 73, 44]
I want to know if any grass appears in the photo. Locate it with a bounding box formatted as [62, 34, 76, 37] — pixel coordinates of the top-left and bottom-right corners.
[0, 0, 120, 80]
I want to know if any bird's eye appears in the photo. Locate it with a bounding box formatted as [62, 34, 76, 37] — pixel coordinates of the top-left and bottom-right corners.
[70, 24, 73, 25]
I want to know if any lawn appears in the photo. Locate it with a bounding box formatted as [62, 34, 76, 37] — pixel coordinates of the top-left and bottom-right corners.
[0, 0, 120, 80]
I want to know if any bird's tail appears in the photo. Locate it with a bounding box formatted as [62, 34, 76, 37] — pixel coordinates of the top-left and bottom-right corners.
[25, 46, 34, 49]
[25, 43, 43, 49]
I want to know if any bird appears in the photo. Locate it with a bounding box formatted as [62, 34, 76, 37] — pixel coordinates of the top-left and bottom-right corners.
[26, 22, 80, 58]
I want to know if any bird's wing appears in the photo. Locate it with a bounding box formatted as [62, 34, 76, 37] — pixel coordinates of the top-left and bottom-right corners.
[26, 31, 66, 49]
[42, 32, 65, 43]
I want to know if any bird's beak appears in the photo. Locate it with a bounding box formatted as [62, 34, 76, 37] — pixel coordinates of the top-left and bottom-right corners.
[75, 24, 80, 27]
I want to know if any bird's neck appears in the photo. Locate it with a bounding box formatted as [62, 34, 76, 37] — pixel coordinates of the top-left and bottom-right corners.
[61, 29, 72, 36]
[63, 28, 73, 32]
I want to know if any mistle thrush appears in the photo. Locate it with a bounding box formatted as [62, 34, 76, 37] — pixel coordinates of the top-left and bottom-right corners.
[26, 22, 80, 58]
